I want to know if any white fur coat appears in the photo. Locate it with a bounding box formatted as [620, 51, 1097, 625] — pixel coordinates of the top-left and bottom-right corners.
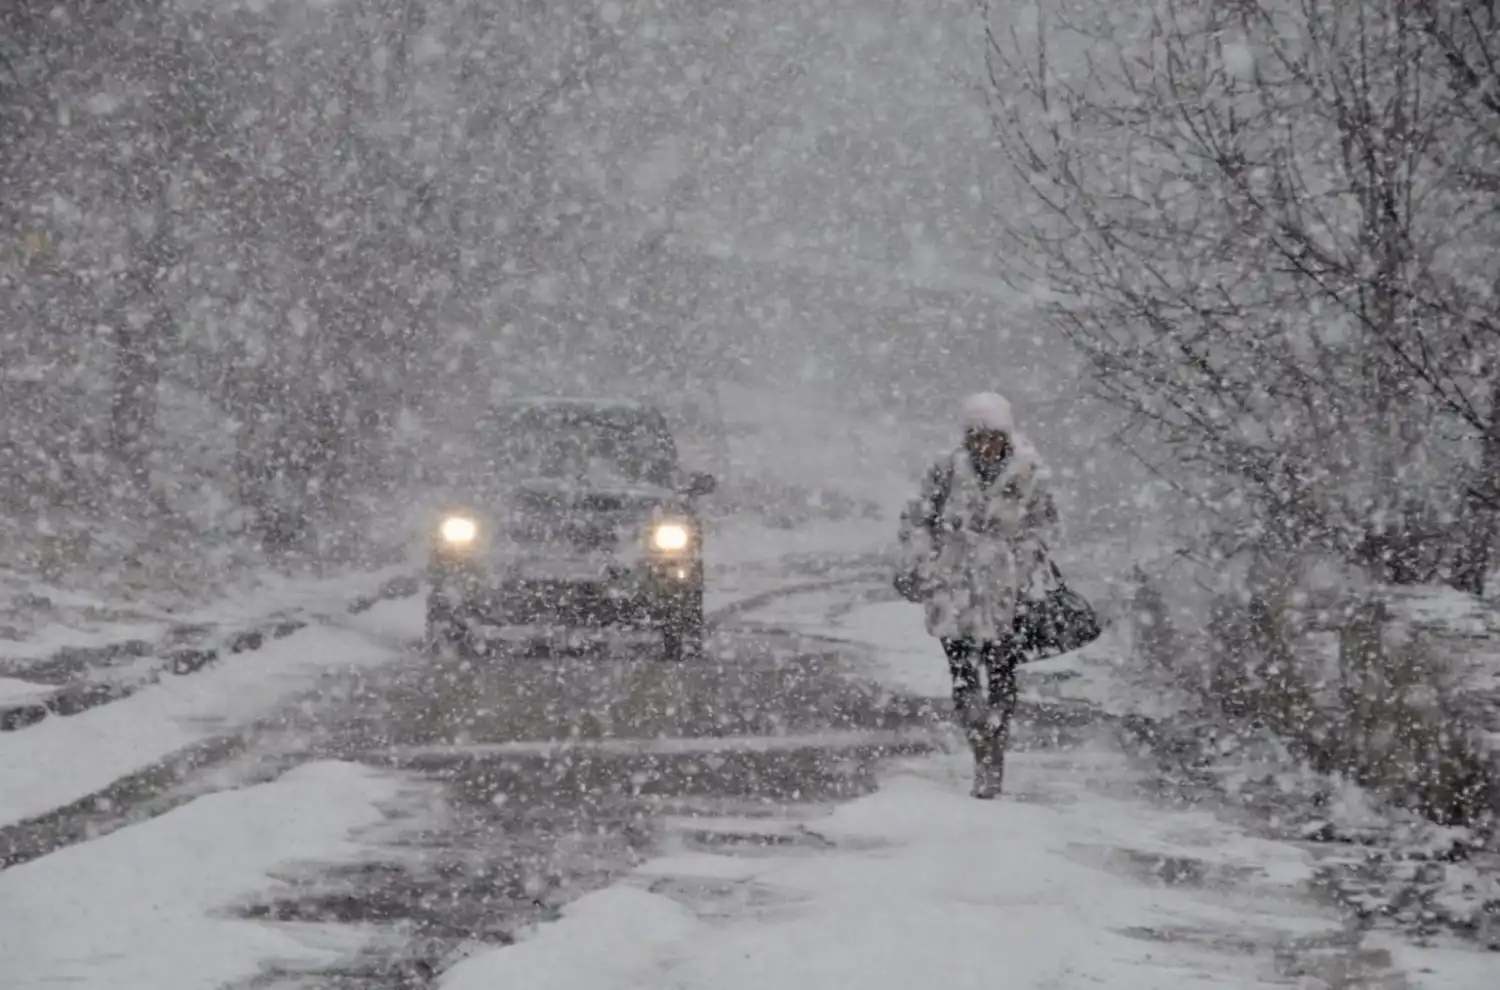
[896, 440, 1058, 641]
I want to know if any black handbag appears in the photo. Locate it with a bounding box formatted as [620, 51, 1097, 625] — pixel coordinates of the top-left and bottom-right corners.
[893, 568, 925, 604]
[1013, 559, 1102, 659]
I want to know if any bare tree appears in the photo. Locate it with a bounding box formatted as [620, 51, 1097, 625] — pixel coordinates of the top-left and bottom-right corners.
[1410, 0, 1500, 590]
[982, 0, 1500, 587]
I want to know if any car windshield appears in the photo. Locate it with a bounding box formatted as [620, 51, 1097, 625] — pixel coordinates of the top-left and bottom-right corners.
[479, 404, 679, 488]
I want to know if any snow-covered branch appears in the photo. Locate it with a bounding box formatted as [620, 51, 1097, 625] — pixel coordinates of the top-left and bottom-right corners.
[983, 0, 1500, 588]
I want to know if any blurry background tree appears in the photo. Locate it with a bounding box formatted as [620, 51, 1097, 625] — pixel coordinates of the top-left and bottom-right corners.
[983, 0, 1500, 592]
[1, 0, 1118, 589]
[0, 0, 648, 574]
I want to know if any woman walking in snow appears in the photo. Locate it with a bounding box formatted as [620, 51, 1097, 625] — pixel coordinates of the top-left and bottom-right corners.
[895, 393, 1059, 799]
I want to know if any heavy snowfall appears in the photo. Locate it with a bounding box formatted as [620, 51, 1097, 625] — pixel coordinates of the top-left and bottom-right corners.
[0, 0, 1497, 987]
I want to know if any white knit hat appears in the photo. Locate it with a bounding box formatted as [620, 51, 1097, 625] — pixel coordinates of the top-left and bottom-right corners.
[961, 392, 1015, 432]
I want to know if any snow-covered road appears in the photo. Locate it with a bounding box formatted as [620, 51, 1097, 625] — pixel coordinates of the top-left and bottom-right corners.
[0, 516, 1487, 990]
[443, 746, 1387, 990]
[1, 761, 406, 990]
[0, 617, 409, 833]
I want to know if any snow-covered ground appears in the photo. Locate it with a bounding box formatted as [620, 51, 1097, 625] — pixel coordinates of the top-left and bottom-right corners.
[0, 760, 408, 990]
[0, 455, 890, 834]
[439, 744, 1477, 990]
[0, 562, 414, 666]
[5, 520, 1489, 989]
[432, 591, 1488, 990]
[0, 598, 418, 829]
[7, 572, 1487, 989]
[0, 676, 57, 706]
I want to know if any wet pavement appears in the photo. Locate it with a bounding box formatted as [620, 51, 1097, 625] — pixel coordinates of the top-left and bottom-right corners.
[208, 624, 964, 989]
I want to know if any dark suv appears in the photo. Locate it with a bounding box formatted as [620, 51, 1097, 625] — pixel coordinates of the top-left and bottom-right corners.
[424, 398, 716, 660]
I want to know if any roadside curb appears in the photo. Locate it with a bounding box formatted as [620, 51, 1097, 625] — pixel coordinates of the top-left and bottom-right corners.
[0, 574, 420, 734]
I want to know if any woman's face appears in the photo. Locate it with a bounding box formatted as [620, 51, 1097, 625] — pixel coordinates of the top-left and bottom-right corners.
[964, 427, 1012, 466]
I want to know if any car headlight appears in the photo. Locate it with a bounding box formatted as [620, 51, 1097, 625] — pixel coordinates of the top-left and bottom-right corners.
[439, 515, 478, 546]
[651, 521, 691, 552]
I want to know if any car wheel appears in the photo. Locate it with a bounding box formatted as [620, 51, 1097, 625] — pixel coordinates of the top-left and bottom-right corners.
[661, 589, 705, 662]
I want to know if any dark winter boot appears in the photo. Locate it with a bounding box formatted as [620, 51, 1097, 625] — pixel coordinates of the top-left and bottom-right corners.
[956, 699, 996, 799]
[969, 713, 1008, 800]
[971, 739, 1005, 799]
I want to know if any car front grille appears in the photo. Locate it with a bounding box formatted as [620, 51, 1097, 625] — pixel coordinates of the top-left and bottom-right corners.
[506, 521, 622, 553]
[497, 579, 635, 625]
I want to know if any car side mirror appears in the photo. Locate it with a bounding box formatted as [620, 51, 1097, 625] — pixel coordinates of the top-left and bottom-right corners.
[684, 471, 717, 497]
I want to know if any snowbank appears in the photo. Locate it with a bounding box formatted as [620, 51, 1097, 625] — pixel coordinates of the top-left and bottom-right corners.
[1109, 574, 1500, 951]
[0, 602, 409, 828]
[0, 563, 413, 668]
[0, 761, 398, 990]
[0, 676, 55, 705]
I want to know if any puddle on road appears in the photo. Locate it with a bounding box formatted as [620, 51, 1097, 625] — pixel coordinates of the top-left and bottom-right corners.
[661, 813, 837, 852]
[1063, 841, 1267, 889]
[637, 874, 812, 922]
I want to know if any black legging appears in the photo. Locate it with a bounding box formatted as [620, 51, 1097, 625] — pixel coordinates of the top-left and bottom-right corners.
[941, 636, 1022, 738]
